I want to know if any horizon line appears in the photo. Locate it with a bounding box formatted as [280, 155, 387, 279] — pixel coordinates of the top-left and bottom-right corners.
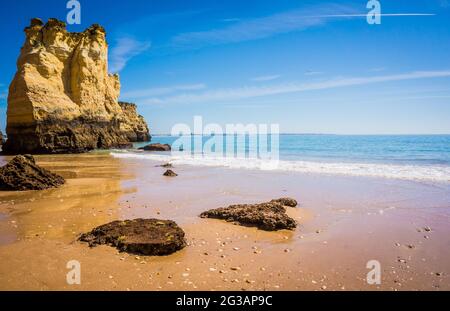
[149, 133, 450, 136]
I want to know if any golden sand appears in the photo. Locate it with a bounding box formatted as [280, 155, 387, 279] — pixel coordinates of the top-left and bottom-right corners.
[0, 153, 449, 290]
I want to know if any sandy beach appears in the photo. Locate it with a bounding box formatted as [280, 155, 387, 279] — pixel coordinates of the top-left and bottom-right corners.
[0, 153, 449, 291]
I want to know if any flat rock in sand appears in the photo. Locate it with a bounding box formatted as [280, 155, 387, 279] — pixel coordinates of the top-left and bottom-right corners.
[79, 218, 186, 256]
[0, 155, 65, 191]
[200, 198, 298, 231]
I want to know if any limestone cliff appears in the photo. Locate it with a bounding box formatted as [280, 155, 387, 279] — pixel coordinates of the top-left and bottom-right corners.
[3, 18, 149, 154]
[119, 102, 150, 142]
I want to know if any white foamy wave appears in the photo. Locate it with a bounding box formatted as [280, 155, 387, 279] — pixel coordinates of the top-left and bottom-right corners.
[110, 151, 450, 183]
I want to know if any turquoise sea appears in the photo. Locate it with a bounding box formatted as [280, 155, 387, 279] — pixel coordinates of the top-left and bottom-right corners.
[112, 135, 450, 183]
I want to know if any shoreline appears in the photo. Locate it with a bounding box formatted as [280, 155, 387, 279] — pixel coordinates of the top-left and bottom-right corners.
[0, 152, 449, 290]
[111, 149, 450, 184]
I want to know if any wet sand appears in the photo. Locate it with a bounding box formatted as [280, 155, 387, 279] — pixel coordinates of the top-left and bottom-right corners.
[0, 153, 449, 290]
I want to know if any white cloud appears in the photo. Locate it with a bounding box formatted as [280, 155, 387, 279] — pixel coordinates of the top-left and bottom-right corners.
[141, 70, 450, 105]
[109, 37, 151, 73]
[171, 4, 357, 49]
[171, 4, 434, 49]
[369, 67, 387, 72]
[251, 75, 281, 82]
[304, 71, 323, 76]
[221, 18, 241, 22]
[122, 83, 206, 99]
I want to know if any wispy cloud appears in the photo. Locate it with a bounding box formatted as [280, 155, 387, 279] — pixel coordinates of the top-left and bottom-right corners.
[304, 70, 323, 76]
[369, 67, 387, 72]
[122, 83, 206, 99]
[171, 4, 357, 49]
[171, 4, 435, 50]
[109, 37, 151, 73]
[439, 0, 450, 8]
[221, 18, 241, 22]
[251, 75, 281, 82]
[142, 71, 450, 105]
[0, 84, 7, 100]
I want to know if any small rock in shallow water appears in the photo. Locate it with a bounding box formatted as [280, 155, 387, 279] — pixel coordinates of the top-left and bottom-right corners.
[163, 169, 178, 177]
[158, 163, 173, 168]
[139, 143, 171, 151]
[79, 218, 186, 256]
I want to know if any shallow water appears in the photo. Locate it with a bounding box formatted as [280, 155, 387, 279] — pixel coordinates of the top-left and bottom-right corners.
[112, 135, 450, 182]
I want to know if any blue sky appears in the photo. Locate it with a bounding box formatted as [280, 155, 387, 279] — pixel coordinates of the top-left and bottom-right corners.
[1, 0, 450, 134]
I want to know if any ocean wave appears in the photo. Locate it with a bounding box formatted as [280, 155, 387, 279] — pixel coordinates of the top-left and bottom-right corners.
[110, 151, 450, 183]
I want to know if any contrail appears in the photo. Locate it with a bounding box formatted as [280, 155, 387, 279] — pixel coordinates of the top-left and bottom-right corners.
[309, 13, 435, 17]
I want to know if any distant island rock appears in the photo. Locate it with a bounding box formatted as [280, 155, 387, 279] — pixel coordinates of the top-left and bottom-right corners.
[3, 18, 150, 154]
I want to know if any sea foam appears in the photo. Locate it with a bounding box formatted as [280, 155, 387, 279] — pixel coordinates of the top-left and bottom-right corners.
[110, 151, 450, 183]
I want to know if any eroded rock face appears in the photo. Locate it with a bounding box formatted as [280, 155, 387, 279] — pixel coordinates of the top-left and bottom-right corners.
[0, 154, 65, 190]
[79, 219, 187, 256]
[200, 198, 298, 231]
[119, 102, 150, 142]
[3, 18, 149, 154]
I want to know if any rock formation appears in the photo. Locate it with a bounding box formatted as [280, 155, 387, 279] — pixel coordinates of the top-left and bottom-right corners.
[3, 18, 149, 154]
[79, 219, 187, 256]
[157, 163, 173, 168]
[139, 143, 171, 151]
[119, 102, 150, 142]
[200, 198, 298, 231]
[0, 154, 65, 190]
[163, 169, 178, 177]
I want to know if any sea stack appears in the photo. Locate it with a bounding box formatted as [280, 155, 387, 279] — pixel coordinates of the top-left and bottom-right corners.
[3, 18, 150, 154]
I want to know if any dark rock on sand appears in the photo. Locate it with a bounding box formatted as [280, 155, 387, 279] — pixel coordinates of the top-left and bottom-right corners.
[270, 197, 298, 207]
[139, 143, 171, 151]
[163, 169, 178, 177]
[158, 163, 173, 168]
[200, 198, 298, 231]
[0, 155, 65, 191]
[79, 218, 186, 256]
